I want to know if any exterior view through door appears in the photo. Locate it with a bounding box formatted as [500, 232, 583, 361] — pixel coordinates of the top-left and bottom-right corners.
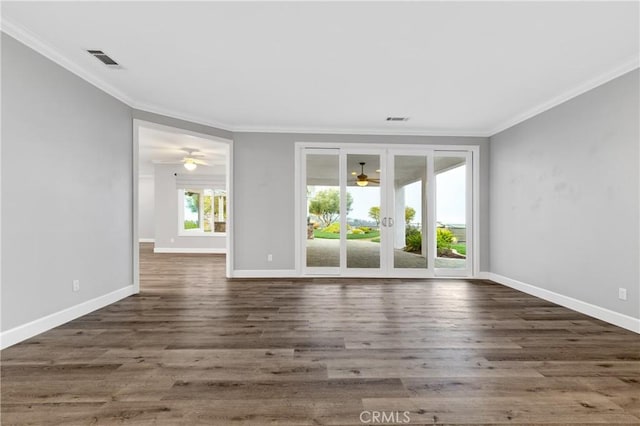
[300, 144, 475, 277]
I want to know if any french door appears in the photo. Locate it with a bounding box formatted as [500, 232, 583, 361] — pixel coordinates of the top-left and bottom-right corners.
[301, 146, 473, 277]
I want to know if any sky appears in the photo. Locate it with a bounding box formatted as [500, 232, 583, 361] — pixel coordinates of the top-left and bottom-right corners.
[310, 164, 466, 226]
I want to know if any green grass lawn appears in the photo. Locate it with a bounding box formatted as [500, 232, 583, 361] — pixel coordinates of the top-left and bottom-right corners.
[314, 230, 380, 240]
[451, 243, 466, 255]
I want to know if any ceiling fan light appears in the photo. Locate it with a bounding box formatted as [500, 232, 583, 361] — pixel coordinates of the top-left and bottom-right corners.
[356, 179, 368, 187]
[184, 160, 197, 171]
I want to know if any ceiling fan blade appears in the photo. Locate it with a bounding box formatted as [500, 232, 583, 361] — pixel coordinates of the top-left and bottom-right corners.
[368, 178, 381, 183]
[182, 148, 206, 157]
[193, 159, 209, 166]
[152, 160, 183, 165]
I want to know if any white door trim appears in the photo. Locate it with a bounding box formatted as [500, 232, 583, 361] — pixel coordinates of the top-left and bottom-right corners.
[295, 142, 480, 278]
[132, 119, 234, 286]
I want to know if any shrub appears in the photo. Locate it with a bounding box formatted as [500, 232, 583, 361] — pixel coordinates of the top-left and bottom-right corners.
[405, 226, 421, 239]
[322, 223, 341, 233]
[351, 228, 365, 234]
[437, 228, 454, 249]
[358, 226, 371, 233]
[184, 220, 199, 229]
[404, 232, 422, 253]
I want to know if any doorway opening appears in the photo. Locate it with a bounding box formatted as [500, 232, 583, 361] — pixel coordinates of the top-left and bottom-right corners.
[133, 120, 232, 292]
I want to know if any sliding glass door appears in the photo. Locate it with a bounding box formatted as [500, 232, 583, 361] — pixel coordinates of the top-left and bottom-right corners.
[388, 152, 432, 275]
[304, 149, 341, 274]
[301, 146, 473, 277]
[345, 152, 385, 274]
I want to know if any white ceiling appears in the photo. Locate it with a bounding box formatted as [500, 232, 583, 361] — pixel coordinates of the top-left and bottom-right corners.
[138, 125, 227, 176]
[2, 2, 638, 136]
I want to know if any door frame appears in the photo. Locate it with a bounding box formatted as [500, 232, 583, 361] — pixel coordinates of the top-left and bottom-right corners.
[132, 119, 234, 294]
[295, 142, 480, 278]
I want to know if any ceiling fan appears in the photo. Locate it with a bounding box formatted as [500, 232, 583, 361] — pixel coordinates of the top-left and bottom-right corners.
[351, 162, 380, 187]
[152, 148, 209, 171]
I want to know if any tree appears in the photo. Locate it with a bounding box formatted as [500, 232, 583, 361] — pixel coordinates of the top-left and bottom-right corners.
[308, 189, 353, 227]
[405, 206, 416, 224]
[368, 206, 380, 226]
[369, 206, 415, 226]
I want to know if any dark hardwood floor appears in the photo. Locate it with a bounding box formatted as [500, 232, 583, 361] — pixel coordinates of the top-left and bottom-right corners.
[2, 243, 639, 424]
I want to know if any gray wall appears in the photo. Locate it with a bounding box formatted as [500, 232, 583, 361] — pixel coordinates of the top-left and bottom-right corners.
[132, 109, 233, 141]
[490, 69, 639, 319]
[153, 164, 226, 251]
[138, 175, 155, 240]
[232, 133, 490, 271]
[1, 33, 133, 331]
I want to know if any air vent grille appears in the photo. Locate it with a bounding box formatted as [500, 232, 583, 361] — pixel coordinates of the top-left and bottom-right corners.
[386, 117, 409, 122]
[87, 50, 120, 67]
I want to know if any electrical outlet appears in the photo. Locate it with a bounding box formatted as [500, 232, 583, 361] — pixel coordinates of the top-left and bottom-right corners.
[618, 288, 627, 301]
[72, 280, 80, 292]
[267, 254, 273, 262]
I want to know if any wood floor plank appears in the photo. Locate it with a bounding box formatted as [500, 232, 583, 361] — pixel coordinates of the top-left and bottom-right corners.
[362, 395, 640, 424]
[1, 243, 638, 424]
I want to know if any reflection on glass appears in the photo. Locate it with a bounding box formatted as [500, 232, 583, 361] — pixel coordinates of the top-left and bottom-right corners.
[435, 156, 467, 269]
[393, 156, 428, 269]
[346, 154, 380, 269]
[306, 153, 340, 268]
[183, 191, 201, 230]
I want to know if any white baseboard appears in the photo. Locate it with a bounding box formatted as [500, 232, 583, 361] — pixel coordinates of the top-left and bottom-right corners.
[231, 269, 299, 278]
[488, 273, 640, 334]
[0, 285, 137, 350]
[153, 247, 226, 254]
[231, 270, 492, 279]
[139, 238, 155, 243]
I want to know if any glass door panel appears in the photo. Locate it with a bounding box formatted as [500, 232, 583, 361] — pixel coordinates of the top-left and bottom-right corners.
[434, 152, 470, 275]
[346, 153, 382, 270]
[305, 151, 340, 270]
[301, 146, 474, 277]
[392, 155, 429, 270]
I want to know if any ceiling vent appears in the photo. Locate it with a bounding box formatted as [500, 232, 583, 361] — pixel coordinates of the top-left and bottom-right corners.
[87, 50, 121, 68]
[386, 117, 409, 122]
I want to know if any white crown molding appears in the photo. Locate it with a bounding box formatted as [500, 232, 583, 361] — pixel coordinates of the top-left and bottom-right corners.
[489, 273, 640, 334]
[3, 15, 637, 139]
[489, 57, 640, 136]
[1, 17, 135, 107]
[231, 125, 491, 138]
[131, 101, 236, 134]
[0, 285, 136, 349]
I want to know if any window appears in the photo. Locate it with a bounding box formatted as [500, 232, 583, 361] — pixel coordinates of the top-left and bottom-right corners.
[179, 188, 227, 234]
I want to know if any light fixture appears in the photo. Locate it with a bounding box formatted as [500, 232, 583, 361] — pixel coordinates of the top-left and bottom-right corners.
[356, 162, 369, 186]
[184, 159, 197, 171]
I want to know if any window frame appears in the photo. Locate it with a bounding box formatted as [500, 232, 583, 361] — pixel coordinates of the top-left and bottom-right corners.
[177, 188, 227, 236]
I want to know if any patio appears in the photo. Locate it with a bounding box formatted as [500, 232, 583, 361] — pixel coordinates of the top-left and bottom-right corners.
[306, 238, 466, 269]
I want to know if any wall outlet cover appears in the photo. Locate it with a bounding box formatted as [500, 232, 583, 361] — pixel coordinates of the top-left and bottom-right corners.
[618, 288, 627, 301]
